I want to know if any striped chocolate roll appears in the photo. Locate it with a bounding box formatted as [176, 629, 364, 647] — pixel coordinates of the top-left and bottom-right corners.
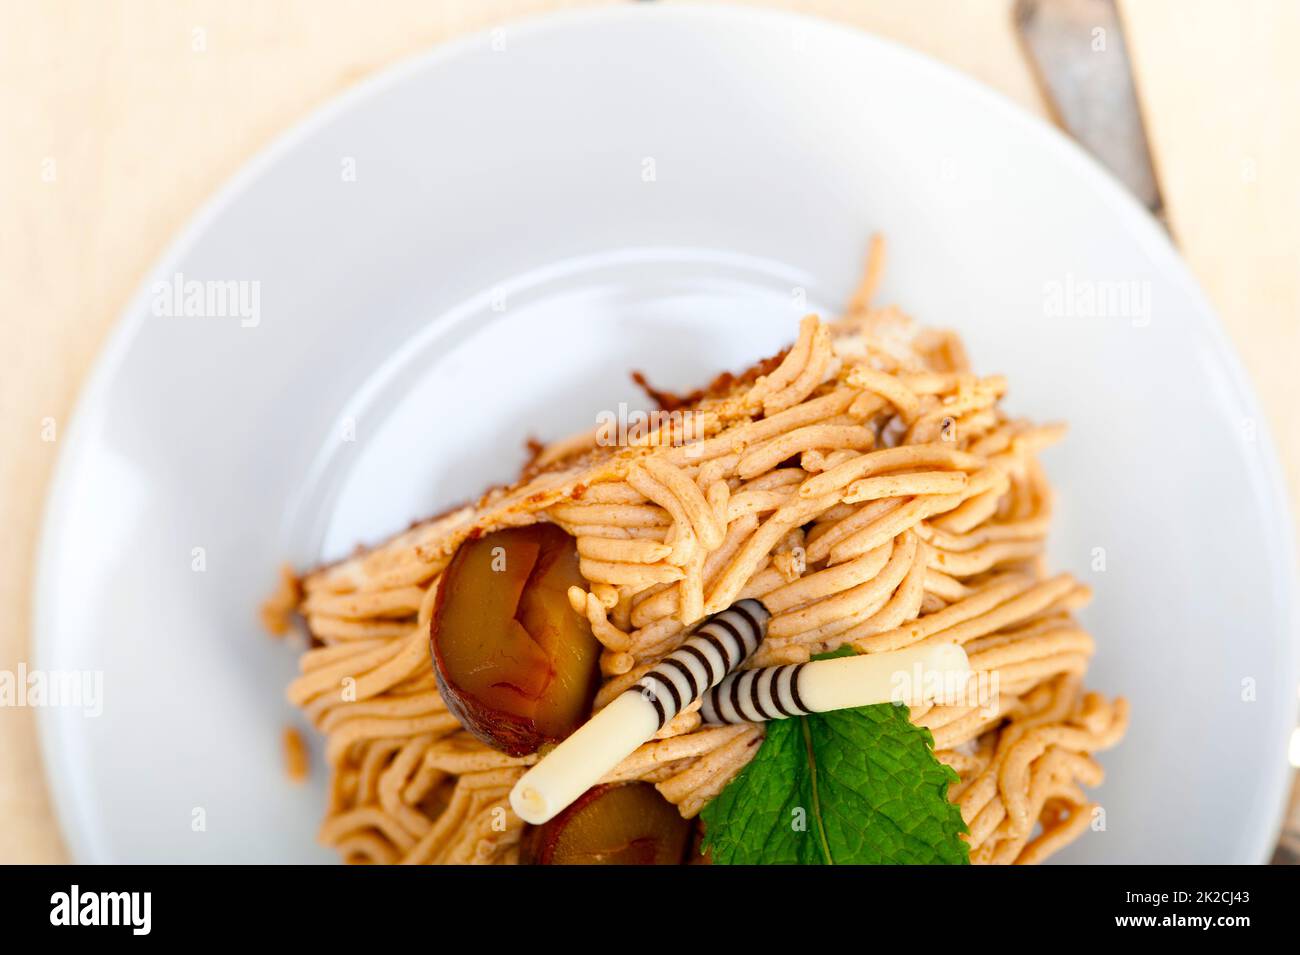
[509, 598, 773, 825]
[698, 642, 973, 726]
[631, 598, 770, 729]
[700, 663, 809, 725]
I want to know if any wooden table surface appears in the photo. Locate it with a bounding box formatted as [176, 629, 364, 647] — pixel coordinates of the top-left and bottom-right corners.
[2, 0, 1296, 863]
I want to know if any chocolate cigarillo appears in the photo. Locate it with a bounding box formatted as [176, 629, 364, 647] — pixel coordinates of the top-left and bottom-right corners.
[510, 599, 769, 825]
[700, 642, 971, 725]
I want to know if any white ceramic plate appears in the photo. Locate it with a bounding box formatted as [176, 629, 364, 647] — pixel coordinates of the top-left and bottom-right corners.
[36, 4, 1298, 864]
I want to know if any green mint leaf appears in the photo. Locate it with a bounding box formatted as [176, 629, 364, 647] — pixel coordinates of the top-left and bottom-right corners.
[700, 703, 969, 864]
[812, 645, 858, 661]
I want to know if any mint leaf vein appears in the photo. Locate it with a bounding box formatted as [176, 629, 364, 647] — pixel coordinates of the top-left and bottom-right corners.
[700, 703, 969, 865]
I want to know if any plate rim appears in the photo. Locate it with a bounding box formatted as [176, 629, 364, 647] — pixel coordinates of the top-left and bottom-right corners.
[33, 1, 1299, 864]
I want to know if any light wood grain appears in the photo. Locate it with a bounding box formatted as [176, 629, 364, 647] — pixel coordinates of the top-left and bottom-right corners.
[1, 0, 1294, 863]
[1120, 0, 1300, 540]
[0, 0, 615, 867]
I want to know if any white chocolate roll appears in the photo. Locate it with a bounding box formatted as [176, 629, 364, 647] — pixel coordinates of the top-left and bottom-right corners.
[510, 599, 770, 825]
[510, 692, 657, 826]
[699, 642, 971, 725]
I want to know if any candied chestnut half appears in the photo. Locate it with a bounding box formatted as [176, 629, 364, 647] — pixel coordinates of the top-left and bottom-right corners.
[430, 524, 601, 756]
[521, 783, 693, 865]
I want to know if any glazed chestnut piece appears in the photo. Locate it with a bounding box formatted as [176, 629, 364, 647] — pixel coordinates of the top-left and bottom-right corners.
[430, 524, 601, 756]
[521, 783, 693, 865]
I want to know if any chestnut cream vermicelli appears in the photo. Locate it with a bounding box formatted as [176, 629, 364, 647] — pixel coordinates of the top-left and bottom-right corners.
[267, 237, 1128, 865]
